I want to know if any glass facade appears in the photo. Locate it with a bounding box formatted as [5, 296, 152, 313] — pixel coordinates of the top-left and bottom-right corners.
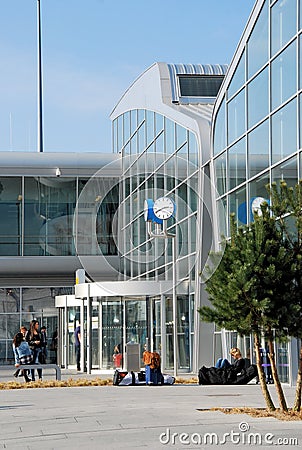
[212, 0, 302, 382]
[0, 176, 119, 257]
[112, 108, 199, 371]
[0, 169, 119, 365]
[0, 286, 70, 364]
[113, 109, 199, 283]
[213, 0, 300, 237]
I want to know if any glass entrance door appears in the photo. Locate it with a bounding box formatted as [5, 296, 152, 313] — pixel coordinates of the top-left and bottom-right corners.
[101, 298, 123, 369]
[68, 306, 80, 367]
[125, 298, 147, 348]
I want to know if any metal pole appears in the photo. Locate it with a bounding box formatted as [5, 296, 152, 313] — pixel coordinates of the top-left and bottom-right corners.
[80, 299, 85, 372]
[87, 297, 92, 374]
[37, 0, 43, 152]
[172, 235, 178, 378]
[64, 297, 68, 368]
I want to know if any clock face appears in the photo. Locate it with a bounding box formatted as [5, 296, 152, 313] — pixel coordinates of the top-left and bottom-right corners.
[153, 197, 175, 220]
[251, 197, 266, 216]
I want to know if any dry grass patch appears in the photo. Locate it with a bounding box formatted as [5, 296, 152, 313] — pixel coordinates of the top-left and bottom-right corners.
[0, 376, 198, 389]
[204, 407, 302, 421]
[175, 377, 198, 384]
[0, 377, 113, 390]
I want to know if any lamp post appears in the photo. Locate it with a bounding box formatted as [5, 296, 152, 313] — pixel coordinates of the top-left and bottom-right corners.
[37, 0, 43, 152]
[144, 197, 178, 378]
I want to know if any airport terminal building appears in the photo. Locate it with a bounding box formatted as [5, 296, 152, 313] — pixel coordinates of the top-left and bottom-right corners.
[1, 0, 301, 383]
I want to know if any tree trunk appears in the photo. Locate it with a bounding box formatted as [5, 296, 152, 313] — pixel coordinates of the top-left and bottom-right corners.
[267, 337, 288, 412]
[293, 345, 302, 411]
[254, 333, 275, 411]
[254, 333, 276, 411]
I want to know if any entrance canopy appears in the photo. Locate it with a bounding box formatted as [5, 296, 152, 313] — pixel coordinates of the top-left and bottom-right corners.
[73, 280, 189, 299]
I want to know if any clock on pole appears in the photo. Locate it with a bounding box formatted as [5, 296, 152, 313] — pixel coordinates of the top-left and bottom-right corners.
[153, 197, 175, 220]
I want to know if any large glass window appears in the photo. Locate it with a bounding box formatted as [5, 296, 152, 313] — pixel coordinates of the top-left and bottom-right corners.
[113, 119, 117, 153]
[272, 98, 297, 164]
[0, 287, 60, 365]
[24, 177, 76, 256]
[137, 115, 146, 153]
[228, 51, 245, 99]
[249, 173, 270, 201]
[146, 110, 155, 153]
[229, 137, 246, 190]
[178, 75, 224, 97]
[229, 186, 247, 226]
[117, 115, 123, 153]
[299, 35, 302, 89]
[155, 113, 164, 154]
[165, 118, 175, 154]
[176, 123, 187, 149]
[271, 0, 296, 56]
[0, 177, 22, 256]
[188, 131, 198, 167]
[214, 152, 227, 196]
[248, 120, 269, 178]
[247, 66, 269, 128]
[247, 0, 268, 79]
[123, 111, 131, 146]
[227, 88, 246, 145]
[271, 40, 297, 111]
[96, 183, 119, 256]
[130, 109, 137, 135]
[217, 197, 227, 239]
[299, 94, 302, 149]
[213, 98, 226, 155]
[272, 156, 298, 188]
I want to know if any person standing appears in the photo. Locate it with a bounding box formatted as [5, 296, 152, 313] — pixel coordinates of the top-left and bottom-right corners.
[40, 325, 47, 364]
[112, 343, 122, 368]
[26, 320, 42, 381]
[74, 323, 81, 371]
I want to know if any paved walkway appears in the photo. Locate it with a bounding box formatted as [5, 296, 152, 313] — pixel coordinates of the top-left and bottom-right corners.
[0, 367, 300, 449]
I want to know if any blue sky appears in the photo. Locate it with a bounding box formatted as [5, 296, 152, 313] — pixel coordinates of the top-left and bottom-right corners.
[0, 0, 255, 153]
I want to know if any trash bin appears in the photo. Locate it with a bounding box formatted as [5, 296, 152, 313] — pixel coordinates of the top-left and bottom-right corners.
[125, 343, 140, 372]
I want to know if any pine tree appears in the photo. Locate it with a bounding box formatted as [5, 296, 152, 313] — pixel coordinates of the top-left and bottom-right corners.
[200, 206, 294, 412]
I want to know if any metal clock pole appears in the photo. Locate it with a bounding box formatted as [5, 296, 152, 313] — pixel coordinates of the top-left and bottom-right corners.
[144, 197, 178, 378]
[172, 229, 177, 379]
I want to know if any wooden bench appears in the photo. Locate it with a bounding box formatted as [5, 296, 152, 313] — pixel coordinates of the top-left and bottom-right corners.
[19, 364, 61, 380]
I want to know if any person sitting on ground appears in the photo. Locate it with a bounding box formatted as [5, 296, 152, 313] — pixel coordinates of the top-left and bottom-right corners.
[199, 347, 247, 385]
[12, 332, 33, 383]
[215, 357, 231, 369]
[229, 347, 245, 371]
